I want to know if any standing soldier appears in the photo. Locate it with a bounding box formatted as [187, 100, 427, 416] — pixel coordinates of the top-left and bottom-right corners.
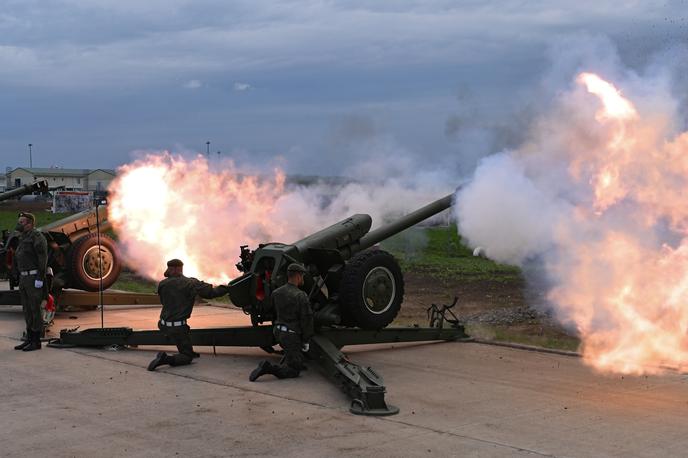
[13, 212, 48, 352]
[249, 263, 314, 381]
[147, 259, 229, 371]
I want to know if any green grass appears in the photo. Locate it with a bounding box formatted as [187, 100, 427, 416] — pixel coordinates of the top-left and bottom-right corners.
[110, 272, 158, 294]
[0, 209, 75, 232]
[380, 225, 521, 281]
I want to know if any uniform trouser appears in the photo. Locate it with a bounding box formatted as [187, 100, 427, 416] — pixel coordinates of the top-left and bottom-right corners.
[19, 275, 43, 334]
[158, 323, 194, 366]
[273, 330, 304, 379]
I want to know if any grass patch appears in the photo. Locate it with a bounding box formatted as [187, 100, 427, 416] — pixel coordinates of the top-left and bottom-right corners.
[467, 323, 581, 352]
[380, 225, 521, 281]
[110, 271, 157, 294]
[0, 209, 75, 232]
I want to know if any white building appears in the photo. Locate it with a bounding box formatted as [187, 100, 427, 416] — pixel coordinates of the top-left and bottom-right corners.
[86, 169, 116, 192]
[7, 167, 116, 192]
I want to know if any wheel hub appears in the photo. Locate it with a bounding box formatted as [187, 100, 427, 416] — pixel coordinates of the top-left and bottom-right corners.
[83, 245, 114, 281]
[363, 266, 395, 314]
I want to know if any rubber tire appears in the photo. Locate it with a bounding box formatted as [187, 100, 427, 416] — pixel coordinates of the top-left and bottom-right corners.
[67, 233, 122, 292]
[340, 249, 404, 330]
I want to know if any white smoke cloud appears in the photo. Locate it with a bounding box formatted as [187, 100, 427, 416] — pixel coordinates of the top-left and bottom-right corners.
[109, 143, 456, 284]
[453, 35, 688, 374]
[455, 153, 567, 265]
[456, 36, 686, 268]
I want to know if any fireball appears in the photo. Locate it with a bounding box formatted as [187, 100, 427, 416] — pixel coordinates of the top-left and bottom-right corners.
[108, 153, 285, 284]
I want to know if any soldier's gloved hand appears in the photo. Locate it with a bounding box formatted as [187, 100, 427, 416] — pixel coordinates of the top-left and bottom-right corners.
[34, 279, 44, 288]
[301, 342, 310, 352]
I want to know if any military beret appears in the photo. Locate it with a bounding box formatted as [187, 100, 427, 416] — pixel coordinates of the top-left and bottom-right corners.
[287, 263, 306, 273]
[18, 212, 35, 224]
[166, 259, 184, 267]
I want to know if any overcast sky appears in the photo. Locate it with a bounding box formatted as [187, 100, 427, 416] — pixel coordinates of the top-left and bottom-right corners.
[1, 0, 686, 175]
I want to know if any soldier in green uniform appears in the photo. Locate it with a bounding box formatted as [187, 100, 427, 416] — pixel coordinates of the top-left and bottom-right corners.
[12, 212, 48, 352]
[249, 263, 314, 381]
[147, 259, 228, 371]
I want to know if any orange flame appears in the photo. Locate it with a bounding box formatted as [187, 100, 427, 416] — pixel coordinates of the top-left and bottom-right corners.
[550, 73, 688, 374]
[108, 153, 285, 284]
[108, 152, 443, 289]
[578, 72, 637, 121]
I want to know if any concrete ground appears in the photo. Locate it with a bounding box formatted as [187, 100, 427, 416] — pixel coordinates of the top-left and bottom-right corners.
[0, 303, 687, 457]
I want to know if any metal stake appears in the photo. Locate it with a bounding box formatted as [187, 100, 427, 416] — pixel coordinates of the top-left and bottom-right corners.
[95, 201, 104, 328]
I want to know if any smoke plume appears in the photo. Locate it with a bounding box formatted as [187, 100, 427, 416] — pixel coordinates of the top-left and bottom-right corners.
[455, 37, 688, 374]
[108, 147, 452, 284]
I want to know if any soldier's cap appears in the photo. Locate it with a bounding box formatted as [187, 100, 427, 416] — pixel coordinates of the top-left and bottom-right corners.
[18, 212, 35, 224]
[166, 259, 184, 268]
[287, 263, 307, 274]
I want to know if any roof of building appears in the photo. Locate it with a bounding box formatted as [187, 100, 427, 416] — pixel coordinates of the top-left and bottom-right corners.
[87, 169, 116, 176]
[10, 167, 116, 177]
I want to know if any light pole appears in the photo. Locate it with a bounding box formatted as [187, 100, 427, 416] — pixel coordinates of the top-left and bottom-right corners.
[28, 143, 33, 168]
[206, 141, 210, 159]
[217, 150, 221, 162]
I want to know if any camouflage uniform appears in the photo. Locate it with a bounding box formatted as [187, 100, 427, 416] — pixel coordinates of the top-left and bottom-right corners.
[155, 276, 227, 366]
[250, 281, 314, 380]
[14, 228, 48, 337]
[271, 283, 314, 377]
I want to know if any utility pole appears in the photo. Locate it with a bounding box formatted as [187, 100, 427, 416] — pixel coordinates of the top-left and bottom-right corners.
[28, 143, 33, 168]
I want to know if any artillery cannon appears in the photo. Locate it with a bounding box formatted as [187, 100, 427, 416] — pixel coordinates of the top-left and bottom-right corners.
[229, 194, 453, 330]
[0, 180, 49, 202]
[53, 193, 467, 416]
[39, 205, 122, 292]
[1, 200, 122, 294]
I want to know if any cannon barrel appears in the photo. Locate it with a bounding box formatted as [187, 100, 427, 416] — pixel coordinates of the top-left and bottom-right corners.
[356, 193, 453, 253]
[0, 180, 49, 202]
[293, 193, 454, 260]
[293, 214, 372, 255]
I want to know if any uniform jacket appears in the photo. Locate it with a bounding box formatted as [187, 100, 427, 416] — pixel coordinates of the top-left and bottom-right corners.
[157, 275, 227, 322]
[13, 228, 48, 280]
[272, 283, 314, 341]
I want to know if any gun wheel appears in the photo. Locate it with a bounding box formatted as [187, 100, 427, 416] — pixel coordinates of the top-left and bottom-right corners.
[67, 233, 122, 291]
[340, 249, 404, 329]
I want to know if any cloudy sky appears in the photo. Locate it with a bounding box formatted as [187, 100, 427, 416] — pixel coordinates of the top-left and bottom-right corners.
[0, 0, 686, 175]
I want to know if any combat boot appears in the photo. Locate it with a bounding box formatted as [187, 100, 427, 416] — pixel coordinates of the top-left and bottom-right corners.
[14, 330, 31, 350]
[249, 360, 276, 381]
[22, 331, 42, 352]
[147, 352, 171, 371]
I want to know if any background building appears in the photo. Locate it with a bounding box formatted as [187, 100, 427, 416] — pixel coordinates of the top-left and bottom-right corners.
[6, 167, 116, 191]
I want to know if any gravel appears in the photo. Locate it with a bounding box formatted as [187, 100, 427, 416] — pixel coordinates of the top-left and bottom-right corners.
[462, 305, 554, 326]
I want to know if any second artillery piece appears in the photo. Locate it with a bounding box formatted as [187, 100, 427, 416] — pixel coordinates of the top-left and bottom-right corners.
[0, 181, 122, 294]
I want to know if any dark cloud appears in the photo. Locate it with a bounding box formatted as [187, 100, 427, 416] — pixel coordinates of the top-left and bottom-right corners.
[0, 1, 685, 174]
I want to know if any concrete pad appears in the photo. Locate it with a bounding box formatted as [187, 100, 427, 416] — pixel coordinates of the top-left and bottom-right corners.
[1, 306, 687, 457]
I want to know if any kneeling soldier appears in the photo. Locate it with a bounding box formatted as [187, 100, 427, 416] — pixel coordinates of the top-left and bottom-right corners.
[250, 263, 314, 381]
[148, 259, 228, 371]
